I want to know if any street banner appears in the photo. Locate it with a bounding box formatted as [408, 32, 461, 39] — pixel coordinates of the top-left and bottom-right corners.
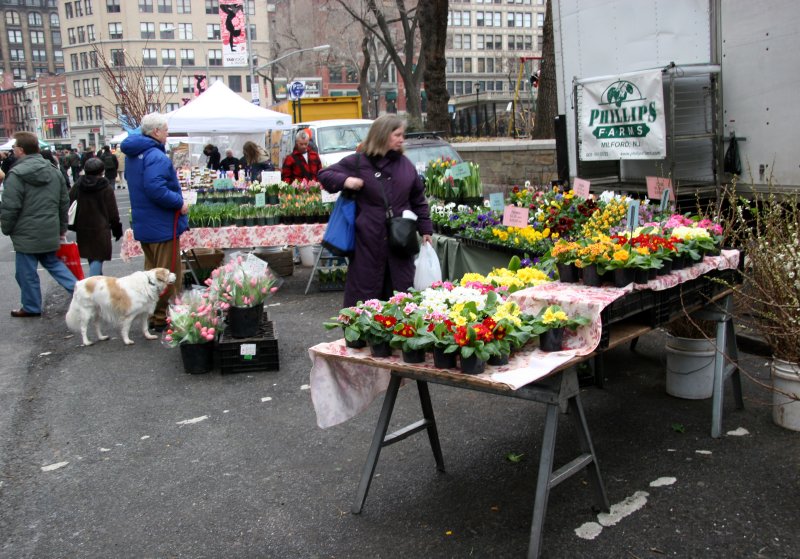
[193, 74, 207, 97]
[219, 0, 247, 67]
[579, 69, 665, 161]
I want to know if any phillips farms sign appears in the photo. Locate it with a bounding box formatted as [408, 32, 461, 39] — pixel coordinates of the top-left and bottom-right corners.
[579, 70, 666, 161]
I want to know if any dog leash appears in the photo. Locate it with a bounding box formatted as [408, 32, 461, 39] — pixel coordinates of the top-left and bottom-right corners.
[159, 210, 180, 298]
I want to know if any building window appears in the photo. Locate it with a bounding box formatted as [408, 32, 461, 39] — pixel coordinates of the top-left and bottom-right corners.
[536, 13, 543, 27]
[208, 49, 222, 66]
[67, 28, 76, 44]
[50, 13, 60, 27]
[180, 48, 195, 66]
[32, 49, 47, 62]
[177, 0, 191, 14]
[245, 0, 254, 15]
[85, 0, 94, 15]
[31, 30, 46, 44]
[8, 30, 23, 44]
[77, 26, 86, 42]
[145, 76, 158, 93]
[158, 0, 172, 13]
[96, 106, 103, 120]
[160, 23, 174, 39]
[228, 75, 242, 92]
[75, 1, 83, 16]
[86, 106, 94, 121]
[181, 76, 192, 93]
[76, 107, 84, 122]
[28, 12, 43, 26]
[6, 10, 20, 25]
[83, 79, 91, 96]
[207, 24, 220, 40]
[205, 0, 219, 15]
[106, 0, 120, 13]
[65, 3, 74, 18]
[73, 80, 81, 97]
[89, 50, 99, 68]
[9, 49, 24, 61]
[108, 22, 122, 39]
[161, 48, 176, 65]
[141, 22, 155, 39]
[164, 102, 180, 112]
[163, 76, 178, 93]
[178, 23, 192, 40]
[142, 48, 157, 66]
[51, 30, 62, 46]
[70, 53, 79, 70]
[87, 24, 96, 41]
[139, 0, 153, 13]
[92, 78, 100, 94]
[111, 49, 125, 67]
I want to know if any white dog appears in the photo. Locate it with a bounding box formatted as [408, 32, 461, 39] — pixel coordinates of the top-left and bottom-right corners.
[66, 268, 176, 346]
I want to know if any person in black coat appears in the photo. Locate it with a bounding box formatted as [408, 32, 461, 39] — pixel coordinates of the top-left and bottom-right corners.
[41, 149, 70, 186]
[218, 149, 242, 176]
[99, 146, 119, 186]
[203, 144, 221, 171]
[68, 158, 123, 277]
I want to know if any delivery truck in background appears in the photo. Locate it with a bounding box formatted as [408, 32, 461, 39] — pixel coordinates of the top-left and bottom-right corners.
[552, 0, 799, 198]
[270, 96, 362, 123]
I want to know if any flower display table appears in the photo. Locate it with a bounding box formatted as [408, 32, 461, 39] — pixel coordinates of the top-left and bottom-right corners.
[308, 251, 742, 558]
[119, 224, 327, 262]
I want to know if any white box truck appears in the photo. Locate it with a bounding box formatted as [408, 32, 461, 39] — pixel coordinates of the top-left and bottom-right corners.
[552, 0, 799, 196]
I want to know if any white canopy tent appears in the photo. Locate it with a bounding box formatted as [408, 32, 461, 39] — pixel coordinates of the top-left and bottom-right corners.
[0, 138, 52, 150]
[167, 81, 291, 134]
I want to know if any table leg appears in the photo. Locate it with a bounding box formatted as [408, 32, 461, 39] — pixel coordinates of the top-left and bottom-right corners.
[568, 394, 610, 512]
[528, 403, 559, 559]
[727, 320, 744, 410]
[416, 381, 446, 472]
[711, 315, 728, 438]
[352, 374, 402, 514]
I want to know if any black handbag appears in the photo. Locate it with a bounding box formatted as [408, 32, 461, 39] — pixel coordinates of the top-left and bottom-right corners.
[370, 158, 420, 258]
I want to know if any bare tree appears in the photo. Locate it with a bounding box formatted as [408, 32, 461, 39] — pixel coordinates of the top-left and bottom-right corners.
[91, 44, 182, 129]
[418, 0, 450, 134]
[532, 0, 556, 139]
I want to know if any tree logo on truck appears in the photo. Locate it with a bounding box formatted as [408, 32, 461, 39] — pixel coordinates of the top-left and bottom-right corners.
[587, 80, 658, 140]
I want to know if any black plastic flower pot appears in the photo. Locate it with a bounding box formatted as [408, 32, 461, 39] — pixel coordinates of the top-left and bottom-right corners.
[581, 264, 603, 287]
[433, 347, 458, 369]
[179, 342, 214, 374]
[539, 328, 565, 352]
[459, 354, 486, 375]
[226, 304, 263, 338]
[487, 352, 509, 366]
[402, 348, 426, 363]
[556, 262, 580, 283]
[369, 341, 392, 358]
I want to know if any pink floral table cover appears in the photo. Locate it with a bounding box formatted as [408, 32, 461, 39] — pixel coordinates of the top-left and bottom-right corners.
[119, 224, 327, 262]
[308, 250, 740, 429]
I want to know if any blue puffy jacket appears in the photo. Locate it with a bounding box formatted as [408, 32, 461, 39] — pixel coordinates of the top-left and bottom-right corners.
[120, 133, 188, 243]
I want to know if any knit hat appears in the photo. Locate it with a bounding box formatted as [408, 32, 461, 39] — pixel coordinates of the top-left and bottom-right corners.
[84, 157, 105, 175]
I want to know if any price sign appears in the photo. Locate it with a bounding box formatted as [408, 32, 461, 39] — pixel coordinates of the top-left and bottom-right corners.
[182, 190, 198, 206]
[261, 171, 281, 185]
[503, 205, 530, 227]
[213, 178, 234, 190]
[646, 176, 674, 201]
[449, 162, 472, 180]
[572, 177, 591, 199]
[489, 192, 505, 212]
[255, 193, 266, 207]
[239, 343, 256, 358]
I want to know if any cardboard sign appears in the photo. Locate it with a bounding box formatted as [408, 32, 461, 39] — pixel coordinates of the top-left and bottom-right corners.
[239, 343, 256, 357]
[321, 190, 340, 203]
[626, 199, 640, 229]
[503, 205, 530, 228]
[572, 177, 591, 199]
[213, 178, 234, 190]
[489, 192, 506, 212]
[254, 193, 266, 207]
[182, 190, 198, 206]
[449, 162, 472, 180]
[261, 171, 282, 185]
[646, 176, 674, 201]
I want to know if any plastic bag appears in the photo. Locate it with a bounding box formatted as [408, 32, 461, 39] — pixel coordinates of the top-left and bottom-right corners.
[413, 242, 442, 290]
[321, 195, 356, 257]
[724, 134, 742, 176]
[56, 241, 84, 280]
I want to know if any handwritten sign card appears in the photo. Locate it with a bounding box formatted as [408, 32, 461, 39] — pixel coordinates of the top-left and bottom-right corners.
[261, 171, 282, 185]
[213, 178, 234, 190]
[572, 177, 591, 199]
[254, 193, 266, 207]
[182, 190, 198, 206]
[503, 205, 530, 228]
[646, 176, 674, 201]
[449, 162, 472, 180]
[489, 192, 505, 212]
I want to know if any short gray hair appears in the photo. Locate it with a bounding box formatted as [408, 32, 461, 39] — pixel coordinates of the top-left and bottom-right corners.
[140, 112, 168, 136]
[295, 130, 310, 142]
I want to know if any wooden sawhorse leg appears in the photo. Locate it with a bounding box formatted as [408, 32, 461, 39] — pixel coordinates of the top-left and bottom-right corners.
[527, 387, 609, 558]
[352, 374, 445, 514]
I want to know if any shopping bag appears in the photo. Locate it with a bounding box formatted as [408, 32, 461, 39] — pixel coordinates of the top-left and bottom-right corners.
[321, 195, 356, 257]
[413, 242, 442, 290]
[56, 241, 84, 280]
[387, 217, 420, 258]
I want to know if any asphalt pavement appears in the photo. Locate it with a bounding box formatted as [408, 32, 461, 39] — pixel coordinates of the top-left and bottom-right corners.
[0, 190, 798, 558]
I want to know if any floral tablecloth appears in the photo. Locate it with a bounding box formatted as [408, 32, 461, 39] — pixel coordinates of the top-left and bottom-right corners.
[119, 224, 327, 262]
[309, 250, 740, 429]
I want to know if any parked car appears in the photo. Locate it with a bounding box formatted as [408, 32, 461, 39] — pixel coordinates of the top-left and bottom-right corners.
[402, 132, 463, 172]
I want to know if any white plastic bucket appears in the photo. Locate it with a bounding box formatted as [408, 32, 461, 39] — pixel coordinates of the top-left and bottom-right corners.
[665, 334, 716, 399]
[298, 245, 321, 267]
[772, 359, 800, 431]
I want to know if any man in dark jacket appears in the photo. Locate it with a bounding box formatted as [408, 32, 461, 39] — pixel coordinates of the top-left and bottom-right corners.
[99, 146, 119, 187]
[203, 144, 221, 171]
[120, 113, 188, 331]
[0, 132, 76, 317]
[218, 149, 242, 176]
[67, 149, 81, 183]
[281, 130, 322, 183]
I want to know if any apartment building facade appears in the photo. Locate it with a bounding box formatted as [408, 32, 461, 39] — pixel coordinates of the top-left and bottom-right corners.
[0, 0, 64, 84]
[60, 0, 272, 149]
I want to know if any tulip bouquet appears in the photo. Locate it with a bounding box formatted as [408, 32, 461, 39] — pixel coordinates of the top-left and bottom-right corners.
[164, 289, 224, 347]
[205, 256, 281, 309]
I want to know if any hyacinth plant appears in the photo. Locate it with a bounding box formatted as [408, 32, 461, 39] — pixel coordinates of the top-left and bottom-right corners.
[205, 256, 280, 309]
[164, 289, 223, 347]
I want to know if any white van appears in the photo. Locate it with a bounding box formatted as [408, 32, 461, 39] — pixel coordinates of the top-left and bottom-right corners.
[278, 119, 373, 169]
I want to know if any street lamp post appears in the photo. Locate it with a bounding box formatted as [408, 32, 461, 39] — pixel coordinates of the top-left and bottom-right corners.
[475, 83, 481, 137]
[254, 44, 330, 106]
[372, 92, 379, 118]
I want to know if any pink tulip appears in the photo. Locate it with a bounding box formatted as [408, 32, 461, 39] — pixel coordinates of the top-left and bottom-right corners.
[195, 321, 202, 329]
[208, 328, 215, 335]
[270, 286, 278, 293]
[205, 334, 214, 341]
[165, 335, 172, 342]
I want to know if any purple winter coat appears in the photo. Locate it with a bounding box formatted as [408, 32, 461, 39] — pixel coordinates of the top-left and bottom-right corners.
[318, 150, 433, 307]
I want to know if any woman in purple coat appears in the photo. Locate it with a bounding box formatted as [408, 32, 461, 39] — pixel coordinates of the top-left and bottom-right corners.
[318, 115, 433, 307]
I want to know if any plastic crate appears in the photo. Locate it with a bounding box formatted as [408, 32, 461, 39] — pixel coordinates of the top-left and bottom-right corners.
[218, 319, 279, 374]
